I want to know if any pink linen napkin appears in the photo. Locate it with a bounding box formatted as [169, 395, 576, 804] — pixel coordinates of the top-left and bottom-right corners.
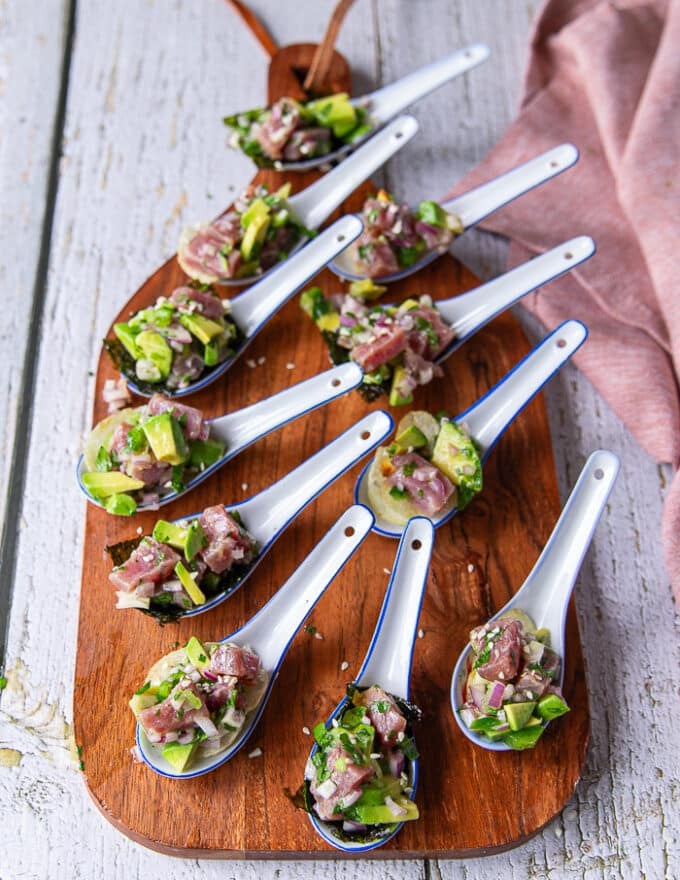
[445, 0, 680, 602]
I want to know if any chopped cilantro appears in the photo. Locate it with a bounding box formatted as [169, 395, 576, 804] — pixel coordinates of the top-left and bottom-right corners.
[389, 486, 409, 500]
[134, 681, 151, 695]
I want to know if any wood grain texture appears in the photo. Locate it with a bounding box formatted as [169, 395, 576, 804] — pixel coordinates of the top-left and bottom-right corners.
[73, 38, 588, 852]
[2, 1, 678, 878]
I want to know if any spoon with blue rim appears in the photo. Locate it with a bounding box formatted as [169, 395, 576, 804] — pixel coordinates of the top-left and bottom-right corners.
[450, 449, 619, 751]
[304, 517, 434, 852]
[78, 361, 362, 514]
[186, 115, 418, 287]
[133, 504, 375, 778]
[329, 143, 579, 283]
[228, 45, 489, 173]
[110, 410, 392, 620]
[111, 214, 362, 399]
[355, 319, 588, 537]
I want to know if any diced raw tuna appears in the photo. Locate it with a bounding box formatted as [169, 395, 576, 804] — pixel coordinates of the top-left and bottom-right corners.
[166, 352, 205, 389]
[476, 619, 523, 682]
[351, 324, 407, 372]
[110, 422, 133, 457]
[109, 537, 180, 592]
[198, 505, 256, 574]
[539, 646, 561, 680]
[515, 669, 551, 699]
[311, 742, 375, 820]
[414, 219, 453, 251]
[138, 684, 208, 736]
[387, 452, 455, 517]
[205, 680, 237, 712]
[256, 98, 301, 160]
[360, 685, 407, 746]
[406, 306, 456, 358]
[123, 457, 172, 487]
[147, 394, 205, 440]
[210, 643, 261, 683]
[282, 126, 331, 160]
[171, 285, 224, 320]
[178, 224, 231, 281]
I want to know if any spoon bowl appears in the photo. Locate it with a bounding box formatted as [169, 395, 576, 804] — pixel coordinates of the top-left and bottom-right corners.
[77, 362, 363, 513]
[111, 410, 392, 620]
[306, 517, 434, 852]
[135, 504, 374, 778]
[355, 320, 588, 537]
[329, 143, 579, 283]
[450, 449, 619, 751]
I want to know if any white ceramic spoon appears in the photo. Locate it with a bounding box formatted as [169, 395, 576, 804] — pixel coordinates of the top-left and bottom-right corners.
[136, 504, 375, 778]
[123, 214, 362, 398]
[251, 44, 490, 173]
[78, 362, 363, 513]
[214, 116, 418, 286]
[450, 449, 620, 751]
[306, 517, 434, 852]
[330, 143, 579, 283]
[114, 410, 392, 619]
[355, 320, 588, 537]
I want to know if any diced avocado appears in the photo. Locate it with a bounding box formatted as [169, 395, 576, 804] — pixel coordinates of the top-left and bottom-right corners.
[184, 636, 210, 671]
[537, 694, 570, 721]
[348, 278, 388, 301]
[104, 493, 138, 516]
[179, 313, 225, 345]
[398, 298, 420, 312]
[184, 520, 208, 561]
[142, 412, 189, 465]
[240, 197, 270, 229]
[152, 519, 188, 550]
[485, 726, 511, 742]
[350, 797, 419, 825]
[273, 182, 292, 201]
[389, 366, 414, 407]
[394, 424, 428, 452]
[129, 692, 158, 714]
[316, 312, 340, 332]
[135, 330, 173, 380]
[271, 208, 290, 228]
[535, 627, 551, 644]
[416, 200, 448, 228]
[161, 741, 197, 773]
[175, 561, 206, 606]
[502, 725, 544, 750]
[240, 208, 271, 261]
[525, 715, 543, 727]
[189, 438, 225, 469]
[307, 92, 357, 137]
[82, 471, 145, 498]
[431, 420, 482, 507]
[505, 701, 536, 731]
[113, 323, 142, 359]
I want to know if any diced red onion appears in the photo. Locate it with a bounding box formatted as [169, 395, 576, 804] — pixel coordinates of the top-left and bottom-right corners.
[339, 314, 356, 327]
[469, 684, 486, 710]
[487, 682, 505, 710]
[202, 669, 218, 682]
[163, 731, 179, 743]
[163, 579, 184, 593]
[385, 795, 407, 817]
[342, 820, 367, 833]
[388, 750, 405, 778]
[340, 788, 363, 808]
[178, 730, 194, 745]
[195, 716, 218, 737]
[315, 778, 338, 799]
[459, 707, 478, 728]
[146, 729, 162, 743]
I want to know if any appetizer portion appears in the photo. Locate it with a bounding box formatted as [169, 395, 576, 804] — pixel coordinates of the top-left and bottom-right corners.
[104, 284, 241, 394]
[81, 396, 224, 515]
[108, 506, 257, 621]
[131, 637, 268, 773]
[305, 684, 419, 842]
[367, 411, 482, 525]
[224, 94, 372, 167]
[301, 287, 455, 403]
[178, 183, 311, 284]
[351, 190, 463, 277]
[459, 610, 570, 750]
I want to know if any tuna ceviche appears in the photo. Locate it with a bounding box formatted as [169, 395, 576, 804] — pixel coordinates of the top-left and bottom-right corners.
[104, 284, 241, 394]
[304, 684, 420, 842]
[81, 396, 224, 515]
[178, 183, 311, 284]
[351, 190, 463, 278]
[224, 93, 372, 167]
[459, 610, 570, 750]
[301, 286, 456, 403]
[108, 506, 257, 621]
[131, 637, 268, 773]
[367, 411, 482, 526]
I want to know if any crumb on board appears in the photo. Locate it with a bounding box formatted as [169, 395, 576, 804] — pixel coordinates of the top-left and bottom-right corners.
[314, 632, 324, 641]
[302, 726, 310, 736]
[418, 629, 425, 639]
[246, 359, 256, 368]
[248, 747, 263, 759]
[340, 661, 349, 671]
[241, 483, 249, 491]
[383, 568, 391, 575]
[467, 563, 475, 573]
[286, 362, 296, 370]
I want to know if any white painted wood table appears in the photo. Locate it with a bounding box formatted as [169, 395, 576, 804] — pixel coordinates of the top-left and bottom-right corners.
[1, 1, 677, 877]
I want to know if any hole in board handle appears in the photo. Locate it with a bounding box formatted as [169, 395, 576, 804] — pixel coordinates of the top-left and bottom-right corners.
[344, 526, 355, 537]
[594, 468, 604, 480]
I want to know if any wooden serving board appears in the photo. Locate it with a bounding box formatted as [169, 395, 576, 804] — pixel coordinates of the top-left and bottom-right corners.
[73, 42, 588, 859]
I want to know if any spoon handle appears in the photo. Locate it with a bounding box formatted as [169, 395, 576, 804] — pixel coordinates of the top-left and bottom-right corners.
[367, 44, 490, 123]
[441, 144, 578, 228]
[237, 410, 393, 546]
[207, 363, 362, 451]
[234, 505, 374, 670]
[459, 319, 587, 456]
[229, 215, 362, 337]
[290, 116, 419, 231]
[509, 450, 620, 639]
[436, 237, 595, 342]
[355, 518, 434, 700]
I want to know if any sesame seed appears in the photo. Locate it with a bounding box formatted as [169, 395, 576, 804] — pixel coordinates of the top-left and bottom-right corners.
[331, 718, 339, 728]
[314, 632, 324, 640]
[136, 527, 143, 535]
[257, 356, 266, 365]
[302, 726, 311, 736]
[340, 661, 349, 671]
[370, 753, 381, 760]
[286, 362, 296, 370]
[241, 483, 249, 491]
[467, 563, 475, 573]
[554, 826, 563, 838]
[383, 568, 391, 575]
[248, 747, 262, 758]
[397, 731, 405, 742]
[417, 629, 424, 639]
[246, 359, 256, 368]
